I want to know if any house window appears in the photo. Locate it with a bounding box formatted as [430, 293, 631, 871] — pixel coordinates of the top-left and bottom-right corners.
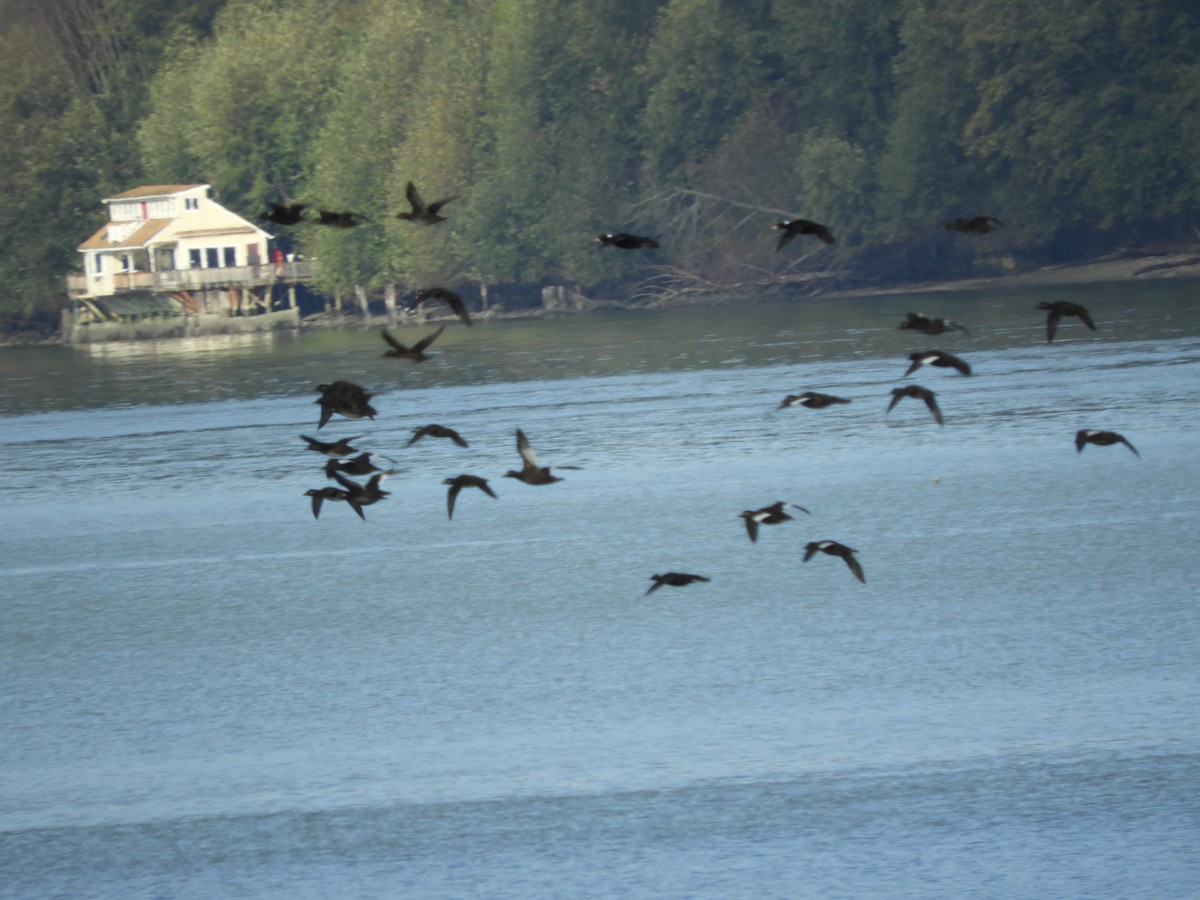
[93, 254, 103, 274]
[183, 197, 200, 210]
[188, 249, 202, 268]
[154, 248, 176, 270]
[205, 248, 219, 268]
[223, 247, 237, 267]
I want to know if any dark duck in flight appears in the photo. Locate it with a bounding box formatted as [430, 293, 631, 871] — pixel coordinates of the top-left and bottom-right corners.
[595, 232, 659, 249]
[407, 424, 469, 448]
[323, 452, 382, 479]
[898, 312, 970, 336]
[887, 385, 945, 426]
[739, 501, 811, 543]
[773, 218, 835, 250]
[804, 540, 866, 584]
[260, 202, 306, 225]
[330, 470, 392, 519]
[645, 573, 711, 596]
[409, 288, 472, 327]
[903, 350, 971, 377]
[396, 181, 458, 225]
[304, 485, 351, 520]
[1037, 300, 1096, 342]
[1075, 429, 1139, 457]
[944, 215, 1003, 235]
[778, 391, 851, 410]
[300, 434, 365, 458]
[381, 325, 444, 362]
[442, 474, 497, 520]
[314, 381, 377, 429]
[504, 429, 580, 485]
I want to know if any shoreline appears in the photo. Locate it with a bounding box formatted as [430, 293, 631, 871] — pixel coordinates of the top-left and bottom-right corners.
[4, 250, 1198, 347]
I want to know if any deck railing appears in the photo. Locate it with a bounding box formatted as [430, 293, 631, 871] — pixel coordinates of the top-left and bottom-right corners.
[68, 261, 317, 297]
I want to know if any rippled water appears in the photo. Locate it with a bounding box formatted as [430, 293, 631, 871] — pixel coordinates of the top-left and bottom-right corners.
[1, 282, 1198, 898]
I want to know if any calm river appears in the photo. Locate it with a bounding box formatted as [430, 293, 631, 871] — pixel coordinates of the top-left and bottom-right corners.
[1, 282, 1198, 898]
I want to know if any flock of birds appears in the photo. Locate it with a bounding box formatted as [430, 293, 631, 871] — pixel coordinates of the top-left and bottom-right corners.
[272, 185, 1138, 596]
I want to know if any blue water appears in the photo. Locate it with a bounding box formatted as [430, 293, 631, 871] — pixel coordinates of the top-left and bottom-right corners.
[1, 285, 1198, 898]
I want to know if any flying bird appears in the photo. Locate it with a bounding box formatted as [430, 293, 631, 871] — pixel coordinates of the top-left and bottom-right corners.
[396, 181, 458, 225]
[944, 215, 1003, 235]
[409, 287, 472, 327]
[778, 391, 851, 410]
[504, 429, 580, 485]
[381, 325, 444, 362]
[260, 202, 306, 226]
[304, 486, 351, 519]
[903, 350, 971, 378]
[740, 501, 811, 543]
[887, 385, 945, 426]
[329, 470, 392, 519]
[300, 434, 365, 458]
[442, 474, 497, 520]
[407, 424, 469, 448]
[595, 233, 659, 249]
[773, 218, 835, 250]
[324, 452, 382, 479]
[645, 573, 711, 596]
[898, 312, 970, 336]
[314, 381, 377, 429]
[1075, 429, 1139, 457]
[803, 540, 866, 584]
[1036, 301, 1097, 342]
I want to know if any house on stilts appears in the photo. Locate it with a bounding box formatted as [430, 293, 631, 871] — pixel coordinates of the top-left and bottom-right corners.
[64, 183, 315, 342]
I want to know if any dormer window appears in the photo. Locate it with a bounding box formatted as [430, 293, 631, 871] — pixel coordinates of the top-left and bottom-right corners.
[184, 197, 200, 210]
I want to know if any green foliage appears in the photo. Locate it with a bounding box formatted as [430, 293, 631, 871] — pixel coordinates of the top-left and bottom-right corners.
[4, 0, 1200, 333]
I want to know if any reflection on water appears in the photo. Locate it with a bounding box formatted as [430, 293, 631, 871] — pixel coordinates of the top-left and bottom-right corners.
[3, 280, 1199, 417]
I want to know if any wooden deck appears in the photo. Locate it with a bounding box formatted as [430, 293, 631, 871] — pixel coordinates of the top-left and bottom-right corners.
[67, 261, 316, 298]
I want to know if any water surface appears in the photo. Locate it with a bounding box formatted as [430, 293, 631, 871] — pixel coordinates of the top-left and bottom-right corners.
[1, 283, 1198, 898]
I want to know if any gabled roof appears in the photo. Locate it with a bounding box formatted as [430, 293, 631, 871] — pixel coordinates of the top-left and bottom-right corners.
[78, 219, 173, 251]
[104, 184, 208, 202]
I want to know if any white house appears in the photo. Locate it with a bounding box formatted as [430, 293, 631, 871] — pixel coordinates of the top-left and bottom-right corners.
[75, 184, 275, 298]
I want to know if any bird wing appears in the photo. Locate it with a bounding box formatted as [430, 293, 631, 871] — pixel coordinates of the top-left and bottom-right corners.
[448, 428, 468, 448]
[381, 329, 410, 353]
[886, 390, 904, 414]
[316, 403, 334, 429]
[426, 195, 459, 215]
[309, 493, 325, 519]
[446, 481, 462, 519]
[405, 181, 426, 214]
[844, 554, 866, 584]
[412, 325, 445, 352]
[1119, 435, 1140, 457]
[516, 429, 541, 469]
[1078, 307, 1098, 331]
[406, 427, 428, 447]
[1045, 309, 1062, 342]
[743, 515, 759, 543]
[445, 294, 472, 327]
[803, 543, 819, 562]
[775, 229, 797, 252]
[923, 392, 945, 425]
[790, 503, 813, 515]
[903, 357, 923, 378]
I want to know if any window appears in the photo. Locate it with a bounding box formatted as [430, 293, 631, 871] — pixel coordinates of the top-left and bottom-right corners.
[93, 254, 103, 274]
[223, 247, 237, 267]
[205, 248, 219, 268]
[183, 197, 200, 210]
[188, 249, 202, 268]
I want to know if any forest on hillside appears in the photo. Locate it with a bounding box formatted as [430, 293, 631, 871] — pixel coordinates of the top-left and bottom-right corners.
[2, 0, 1199, 330]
